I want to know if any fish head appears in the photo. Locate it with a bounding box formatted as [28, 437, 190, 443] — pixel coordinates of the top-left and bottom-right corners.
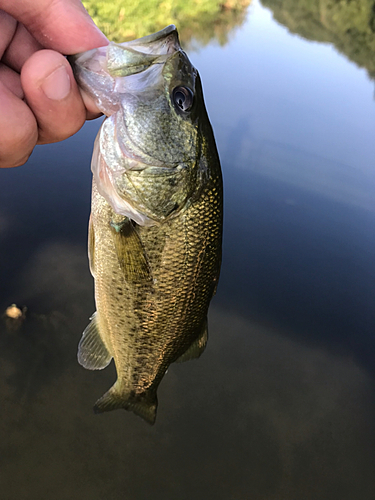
[70, 26, 210, 225]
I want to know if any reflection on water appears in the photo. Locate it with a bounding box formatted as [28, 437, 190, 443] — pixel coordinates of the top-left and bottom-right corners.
[262, 0, 375, 79]
[1, 294, 374, 498]
[82, 0, 251, 46]
[1, 0, 375, 498]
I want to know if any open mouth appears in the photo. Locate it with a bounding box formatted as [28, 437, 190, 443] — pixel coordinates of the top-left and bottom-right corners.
[116, 24, 180, 55]
[70, 25, 182, 116]
[71, 25, 180, 78]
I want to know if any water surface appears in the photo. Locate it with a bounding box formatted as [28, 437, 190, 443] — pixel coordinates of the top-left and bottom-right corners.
[1, 1, 375, 498]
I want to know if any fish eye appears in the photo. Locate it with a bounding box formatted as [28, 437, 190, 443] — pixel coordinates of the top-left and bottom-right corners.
[172, 86, 194, 112]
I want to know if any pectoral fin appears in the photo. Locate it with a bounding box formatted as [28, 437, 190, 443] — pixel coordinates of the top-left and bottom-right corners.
[78, 312, 112, 370]
[176, 318, 208, 363]
[110, 217, 152, 284]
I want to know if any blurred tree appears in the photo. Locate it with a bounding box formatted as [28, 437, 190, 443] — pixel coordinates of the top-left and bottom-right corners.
[82, 0, 251, 47]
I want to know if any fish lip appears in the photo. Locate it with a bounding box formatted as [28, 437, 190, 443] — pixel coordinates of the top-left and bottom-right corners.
[70, 24, 180, 66]
[122, 24, 179, 48]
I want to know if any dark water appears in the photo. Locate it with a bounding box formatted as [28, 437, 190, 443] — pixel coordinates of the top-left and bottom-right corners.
[1, 1, 375, 498]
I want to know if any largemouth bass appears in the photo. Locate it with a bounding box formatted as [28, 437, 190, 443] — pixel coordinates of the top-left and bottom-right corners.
[70, 25, 223, 424]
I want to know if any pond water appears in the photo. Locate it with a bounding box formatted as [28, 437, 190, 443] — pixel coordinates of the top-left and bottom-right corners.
[1, 1, 375, 498]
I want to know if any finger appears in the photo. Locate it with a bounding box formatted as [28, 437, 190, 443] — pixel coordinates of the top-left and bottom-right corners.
[3, 22, 43, 72]
[21, 49, 87, 144]
[0, 63, 23, 98]
[80, 90, 103, 119]
[0, 81, 37, 168]
[1, 0, 108, 54]
[0, 10, 17, 57]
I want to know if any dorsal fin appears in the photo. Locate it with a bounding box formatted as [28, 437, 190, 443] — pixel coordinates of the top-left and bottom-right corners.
[110, 217, 152, 284]
[78, 312, 112, 370]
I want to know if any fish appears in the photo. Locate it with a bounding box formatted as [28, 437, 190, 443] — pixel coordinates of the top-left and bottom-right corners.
[70, 25, 223, 424]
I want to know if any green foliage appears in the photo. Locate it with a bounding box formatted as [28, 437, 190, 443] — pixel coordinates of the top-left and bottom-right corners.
[82, 0, 251, 47]
[261, 0, 375, 79]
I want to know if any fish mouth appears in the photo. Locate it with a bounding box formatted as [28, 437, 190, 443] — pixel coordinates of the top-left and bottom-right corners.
[125, 24, 178, 45]
[73, 24, 180, 75]
[117, 24, 180, 55]
[69, 25, 181, 116]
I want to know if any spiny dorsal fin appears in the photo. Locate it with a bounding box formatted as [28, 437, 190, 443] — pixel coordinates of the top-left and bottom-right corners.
[176, 318, 208, 363]
[110, 217, 152, 284]
[78, 312, 112, 370]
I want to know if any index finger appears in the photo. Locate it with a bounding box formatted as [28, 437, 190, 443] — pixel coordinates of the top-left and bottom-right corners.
[0, 0, 108, 54]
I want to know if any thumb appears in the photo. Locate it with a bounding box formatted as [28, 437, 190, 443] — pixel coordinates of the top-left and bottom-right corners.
[21, 49, 87, 144]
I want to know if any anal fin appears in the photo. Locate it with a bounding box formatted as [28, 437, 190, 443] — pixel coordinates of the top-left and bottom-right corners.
[78, 312, 112, 370]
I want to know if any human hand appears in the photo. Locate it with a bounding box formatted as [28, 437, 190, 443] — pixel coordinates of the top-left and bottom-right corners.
[0, 0, 108, 168]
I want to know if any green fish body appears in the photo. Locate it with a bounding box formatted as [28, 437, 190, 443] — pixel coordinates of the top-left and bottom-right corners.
[71, 26, 223, 424]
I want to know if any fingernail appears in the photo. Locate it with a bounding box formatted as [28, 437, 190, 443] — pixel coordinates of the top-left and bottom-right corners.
[41, 65, 71, 101]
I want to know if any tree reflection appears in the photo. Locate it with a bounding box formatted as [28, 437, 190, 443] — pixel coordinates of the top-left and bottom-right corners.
[82, 0, 251, 47]
[262, 0, 375, 79]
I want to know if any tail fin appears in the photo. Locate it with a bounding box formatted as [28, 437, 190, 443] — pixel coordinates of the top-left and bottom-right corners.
[93, 381, 158, 425]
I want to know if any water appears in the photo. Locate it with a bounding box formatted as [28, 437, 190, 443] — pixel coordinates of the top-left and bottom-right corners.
[1, 1, 375, 498]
